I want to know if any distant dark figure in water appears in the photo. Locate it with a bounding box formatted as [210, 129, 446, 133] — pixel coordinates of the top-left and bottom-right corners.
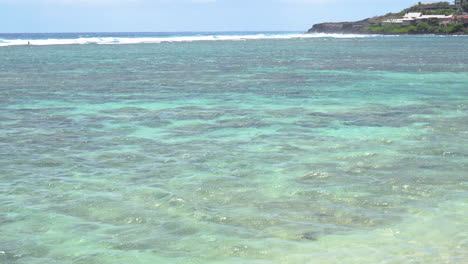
[28, 41, 30, 45]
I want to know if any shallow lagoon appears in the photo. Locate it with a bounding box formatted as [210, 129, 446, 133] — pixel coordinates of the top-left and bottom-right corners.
[0, 35, 467, 263]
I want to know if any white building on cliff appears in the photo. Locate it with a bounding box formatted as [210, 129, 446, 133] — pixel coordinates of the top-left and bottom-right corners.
[382, 12, 453, 26]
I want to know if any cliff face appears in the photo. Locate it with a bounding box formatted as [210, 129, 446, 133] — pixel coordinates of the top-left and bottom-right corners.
[307, 18, 378, 34]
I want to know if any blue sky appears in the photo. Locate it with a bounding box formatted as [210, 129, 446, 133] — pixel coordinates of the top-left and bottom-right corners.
[1, 0, 425, 33]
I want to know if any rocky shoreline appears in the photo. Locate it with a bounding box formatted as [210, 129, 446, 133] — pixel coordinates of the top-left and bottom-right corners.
[307, 18, 378, 34]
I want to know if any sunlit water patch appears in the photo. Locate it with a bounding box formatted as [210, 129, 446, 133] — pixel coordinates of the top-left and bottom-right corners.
[1, 35, 467, 263]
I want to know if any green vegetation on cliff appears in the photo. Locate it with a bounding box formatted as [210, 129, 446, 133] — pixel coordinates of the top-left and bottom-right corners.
[379, 2, 458, 21]
[365, 22, 467, 34]
[365, 2, 467, 34]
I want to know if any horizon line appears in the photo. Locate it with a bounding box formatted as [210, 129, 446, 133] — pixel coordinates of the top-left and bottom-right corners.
[0, 30, 306, 35]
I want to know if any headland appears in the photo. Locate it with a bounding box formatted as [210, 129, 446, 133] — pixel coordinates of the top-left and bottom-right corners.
[308, 1, 468, 34]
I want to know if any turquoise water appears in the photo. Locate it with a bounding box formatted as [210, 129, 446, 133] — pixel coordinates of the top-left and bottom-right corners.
[1, 34, 467, 263]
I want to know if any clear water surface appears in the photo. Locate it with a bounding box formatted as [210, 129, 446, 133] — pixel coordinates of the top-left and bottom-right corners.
[0, 32, 467, 263]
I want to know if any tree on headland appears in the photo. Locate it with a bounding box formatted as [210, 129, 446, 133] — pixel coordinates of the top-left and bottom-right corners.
[462, 3, 468, 12]
[431, 2, 450, 9]
[416, 22, 430, 33]
[403, 2, 455, 15]
[450, 23, 464, 33]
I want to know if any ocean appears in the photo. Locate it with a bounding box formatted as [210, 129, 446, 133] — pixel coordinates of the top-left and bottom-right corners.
[0, 32, 467, 263]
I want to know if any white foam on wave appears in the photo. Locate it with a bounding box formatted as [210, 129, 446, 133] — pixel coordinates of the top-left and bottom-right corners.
[0, 33, 380, 47]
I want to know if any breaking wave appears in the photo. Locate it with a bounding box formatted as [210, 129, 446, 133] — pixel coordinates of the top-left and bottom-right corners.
[0, 33, 380, 46]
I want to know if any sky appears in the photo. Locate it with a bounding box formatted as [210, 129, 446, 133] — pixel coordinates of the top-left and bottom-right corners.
[0, 0, 432, 33]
